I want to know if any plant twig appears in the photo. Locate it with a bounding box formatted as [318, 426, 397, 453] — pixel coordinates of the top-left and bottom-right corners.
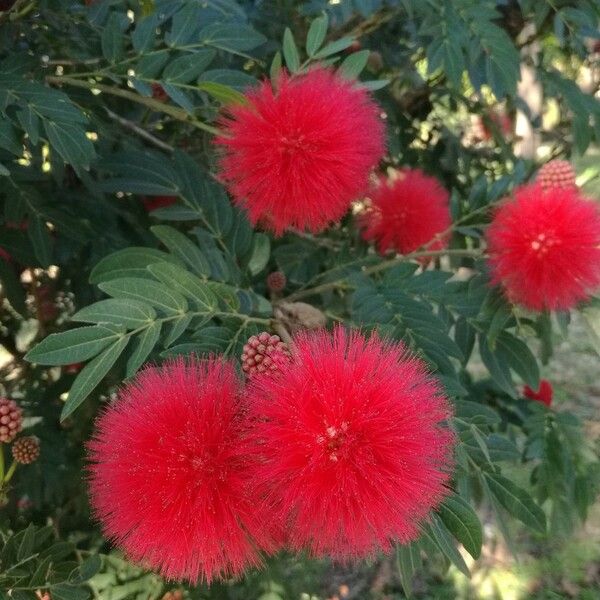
[46, 75, 222, 136]
[104, 108, 175, 153]
[284, 248, 482, 301]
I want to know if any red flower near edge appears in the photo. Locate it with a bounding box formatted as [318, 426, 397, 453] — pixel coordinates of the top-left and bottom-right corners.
[360, 169, 451, 255]
[486, 184, 600, 311]
[523, 379, 553, 407]
[216, 68, 385, 235]
[246, 327, 454, 560]
[88, 358, 275, 583]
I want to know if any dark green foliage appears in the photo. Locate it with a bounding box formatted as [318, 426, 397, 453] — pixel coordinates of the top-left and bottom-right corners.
[0, 0, 599, 598]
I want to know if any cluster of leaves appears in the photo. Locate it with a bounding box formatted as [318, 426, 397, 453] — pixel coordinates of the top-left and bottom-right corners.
[0, 0, 599, 598]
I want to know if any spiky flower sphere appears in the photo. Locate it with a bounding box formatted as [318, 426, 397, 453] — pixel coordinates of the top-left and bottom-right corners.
[0, 398, 22, 443]
[216, 68, 385, 235]
[12, 436, 40, 464]
[536, 159, 577, 191]
[523, 380, 553, 407]
[486, 184, 600, 311]
[241, 332, 290, 378]
[266, 271, 287, 293]
[361, 169, 451, 255]
[88, 358, 275, 584]
[247, 327, 454, 559]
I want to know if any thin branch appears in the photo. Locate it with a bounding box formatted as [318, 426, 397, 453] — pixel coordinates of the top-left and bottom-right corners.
[284, 248, 482, 302]
[104, 108, 175, 153]
[46, 75, 222, 136]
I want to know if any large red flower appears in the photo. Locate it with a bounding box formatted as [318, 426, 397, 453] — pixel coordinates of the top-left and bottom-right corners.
[216, 68, 385, 235]
[246, 327, 454, 559]
[88, 358, 274, 583]
[360, 169, 451, 254]
[486, 184, 600, 311]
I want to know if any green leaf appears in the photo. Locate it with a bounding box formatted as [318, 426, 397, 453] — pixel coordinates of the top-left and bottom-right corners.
[338, 50, 370, 79]
[28, 215, 53, 268]
[99, 277, 188, 316]
[314, 37, 354, 59]
[0, 121, 23, 155]
[270, 51, 282, 82]
[581, 303, 600, 357]
[484, 472, 546, 534]
[247, 233, 270, 276]
[396, 541, 421, 598]
[198, 23, 267, 52]
[163, 50, 215, 83]
[72, 299, 156, 329]
[197, 81, 248, 105]
[61, 336, 129, 420]
[90, 247, 180, 284]
[495, 332, 540, 389]
[101, 12, 125, 63]
[25, 325, 123, 365]
[283, 28, 300, 73]
[0, 259, 27, 316]
[17, 524, 36, 561]
[44, 122, 95, 169]
[166, 4, 197, 47]
[151, 225, 211, 277]
[69, 554, 102, 584]
[126, 321, 162, 378]
[479, 333, 515, 397]
[424, 514, 470, 576]
[163, 313, 193, 348]
[438, 495, 483, 559]
[306, 15, 328, 56]
[148, 262, 217, 312]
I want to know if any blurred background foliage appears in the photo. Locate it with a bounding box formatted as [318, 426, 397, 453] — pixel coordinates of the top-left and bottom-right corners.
[1, 0, 600, 598]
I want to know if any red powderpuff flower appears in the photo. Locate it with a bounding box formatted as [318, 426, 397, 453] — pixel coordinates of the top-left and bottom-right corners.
[536, 159, 577, 191]
[486, 184, 600, 311]
[246, 327, 454, 560]
[361, 169, 451, 255]
[523, 379, 553, 407]
[216, 68, 385, 235]
[88, 358, 275, 584]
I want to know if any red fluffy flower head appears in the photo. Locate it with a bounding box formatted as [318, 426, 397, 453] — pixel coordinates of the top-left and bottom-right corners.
[486, 184, 600, 311]
[360, 169, 451, 255]
[216, 68, 385, 235]
[88, 358, 274, 584]
[536, 159, 577, 191]
[246, 327, 454, 560]
[523, 379, 553, 407]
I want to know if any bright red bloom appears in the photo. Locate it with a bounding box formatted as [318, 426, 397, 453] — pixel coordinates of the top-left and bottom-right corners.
[361, 169, 451, 255]
[88, 358, 274, 583]
[216, 68, 385, 235]
[486, 184, 600, 311]
[536, 159, 576, 191]
[142, 195, 177, 212]
[523, 379, 553, 407]
[246, 327, 454, 559]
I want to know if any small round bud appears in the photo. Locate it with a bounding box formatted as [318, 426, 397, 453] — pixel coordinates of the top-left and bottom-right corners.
[266, 271, 286, 293]
[241, 332, 290, 378]
[12, 436, 40, 464]
[0, 398, 22, 443]
[536, 159, 577, 191]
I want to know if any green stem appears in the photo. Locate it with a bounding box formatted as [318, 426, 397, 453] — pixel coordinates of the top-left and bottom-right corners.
[0, 445, 4, 482]
[3, 461, 16, 484]
[45, 76, 221, 136]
